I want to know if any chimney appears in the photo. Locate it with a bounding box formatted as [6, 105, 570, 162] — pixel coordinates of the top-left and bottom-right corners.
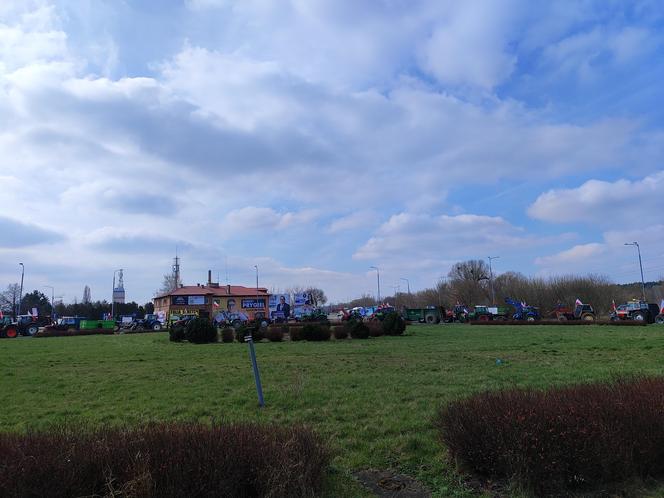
[227, 284, 231, 295]
[208, 270, 212, 285]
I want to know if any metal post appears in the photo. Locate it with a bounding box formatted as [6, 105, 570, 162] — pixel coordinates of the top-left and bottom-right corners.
[111, 271, 116, 320]
[245, 335, 264, 407]
[400, 278, 411, 295]
[370, 266, 380, 304]
[18, 263, 24, 318]
[488, 256, 499, 305]
[625, 242, 646, 301]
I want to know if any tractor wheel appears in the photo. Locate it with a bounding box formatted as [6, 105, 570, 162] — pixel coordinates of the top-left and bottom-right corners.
[557, 315, 568, 322]
[5, 327, 18, 338]
[581, 313, 595, 322]
[425, 314, 436, 324]
[152, 323, 162, 331]
[655, 314, 664, 325]
[26, 324, 40, 335]
[526, 316, 536, 322]
[633, 312, 646, 322]
[232, 319, 242, 329]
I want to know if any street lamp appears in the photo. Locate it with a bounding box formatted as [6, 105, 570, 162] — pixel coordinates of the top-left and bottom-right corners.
[111, 269, 122, 320]
[18, 262, 24, 318]
[487, 256, 500, 305]
[624, 242, 646, 301]
[44, 286, 54, 320]
[400, 277, 411, 295]
[369, 266, 381, 304]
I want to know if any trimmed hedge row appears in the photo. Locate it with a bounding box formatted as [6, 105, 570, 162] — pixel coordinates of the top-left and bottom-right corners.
[0, 422, 329, 498]
[436, 376, 664, 494]
[469, 319, 648, 326]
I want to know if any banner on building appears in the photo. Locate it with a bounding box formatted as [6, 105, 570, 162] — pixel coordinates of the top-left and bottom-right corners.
[269, 294, 291, 320]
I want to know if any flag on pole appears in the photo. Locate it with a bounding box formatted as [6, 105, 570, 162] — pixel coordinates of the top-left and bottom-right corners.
[575, 298, 583, 306]
[213, 300, 220, 308]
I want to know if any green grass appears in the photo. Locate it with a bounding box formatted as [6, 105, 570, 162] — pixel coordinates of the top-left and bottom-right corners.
[3, 324, 664, 496]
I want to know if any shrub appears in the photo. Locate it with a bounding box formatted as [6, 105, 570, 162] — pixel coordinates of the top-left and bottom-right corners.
[184, 318, 217, 344]
[0, 422, 329, 498]
[367, 320, 384, 337]
[220, 327, 235, 343]
[289, 326, 304, 341]
[169, 322, 186, 342]
[382, 312, 406, 336]
[302, 323, 331, 341]
[331, 325, 348, 340]
[436, 376, 664, 495]
[346, 319, 370, 339]
[266, 327, 285, 342]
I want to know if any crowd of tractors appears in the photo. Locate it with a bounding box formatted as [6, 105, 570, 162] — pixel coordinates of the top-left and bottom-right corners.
[398, 298, 663, 325]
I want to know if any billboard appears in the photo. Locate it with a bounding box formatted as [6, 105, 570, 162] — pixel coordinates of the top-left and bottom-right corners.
[269, 294, 291, 320]
[293, 292, 314, 319]
[170, 295, 206, 306]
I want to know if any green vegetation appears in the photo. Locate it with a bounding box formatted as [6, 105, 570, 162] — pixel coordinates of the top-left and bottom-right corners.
[3, 325, 664, 496]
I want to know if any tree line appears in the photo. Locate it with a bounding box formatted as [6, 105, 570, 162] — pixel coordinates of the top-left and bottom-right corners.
[338, 260, 664, 318]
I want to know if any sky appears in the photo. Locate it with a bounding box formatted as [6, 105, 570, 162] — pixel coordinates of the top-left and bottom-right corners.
[1, 0, 663, 305]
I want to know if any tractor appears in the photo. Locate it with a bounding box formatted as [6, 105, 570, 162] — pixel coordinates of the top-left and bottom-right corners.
[549, 303, 596, 322]
[505, 298, 541, 321]
[403, 306, 445, 324]
[610, 300, 660, 324]
[0, 316, 19, 338]
[466, 305, 511, 321]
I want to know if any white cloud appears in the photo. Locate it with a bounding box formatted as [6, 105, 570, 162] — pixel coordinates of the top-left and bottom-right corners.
[528, 171, 664, 225]
[220, 207, 317, 234]
[327, 211, 377, 233]
[535, 243, 605, 266]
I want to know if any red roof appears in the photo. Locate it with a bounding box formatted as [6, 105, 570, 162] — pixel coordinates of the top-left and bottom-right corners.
[155, 285, 268, 299]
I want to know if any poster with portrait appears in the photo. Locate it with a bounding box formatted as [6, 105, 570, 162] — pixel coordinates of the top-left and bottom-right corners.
[269, 294, 291, 320]
[293, 292, 314, 319]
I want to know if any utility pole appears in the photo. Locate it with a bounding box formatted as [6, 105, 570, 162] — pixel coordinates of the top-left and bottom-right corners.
[400, 277, 411, 295]
[18, 262, 24, 318]
[369, 266, 380, 304]
[487, 256, 500, 305]
[624, 242, 646, 301]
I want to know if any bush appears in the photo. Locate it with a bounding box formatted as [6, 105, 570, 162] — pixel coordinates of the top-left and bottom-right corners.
[346, 319, 370, 339]
[0, 422, 329, 498]
[184, 318, 217, 344]
[302, 323, 331, 341]
[331, 325, 348, 340]
[266, 327, 285, 342]
[220, 327, 235, 343]
[288, 326, 304, 341]
[367, 320, 384, 337]
[436, 376, 664, 495]
[169, 322, 186, 342]
[382, 312, 406, 336]
[236, 322, 266, 343]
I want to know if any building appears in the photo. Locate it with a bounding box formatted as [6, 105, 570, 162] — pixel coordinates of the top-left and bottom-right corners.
[153, 271, 269, 324]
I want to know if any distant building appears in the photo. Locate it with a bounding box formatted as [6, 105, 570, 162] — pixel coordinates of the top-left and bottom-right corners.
[113, 269, 125, 304]
[153, 271, 269, 323]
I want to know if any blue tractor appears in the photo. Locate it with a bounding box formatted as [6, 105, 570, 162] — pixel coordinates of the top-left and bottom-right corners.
[505, 298, 541, 321]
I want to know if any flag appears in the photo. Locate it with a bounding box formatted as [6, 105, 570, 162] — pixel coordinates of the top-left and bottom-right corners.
[611, 300, 617, 312]
[660, 300, 664, 313]
[0, 310, 3, 320]
[575, 298, 583, 306]
[213, 300, 220, 308]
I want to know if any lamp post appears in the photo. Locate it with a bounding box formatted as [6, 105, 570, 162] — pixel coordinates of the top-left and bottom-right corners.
[18, 262, 24, 318]
[44, 286, 54, 320]
[487, 256, 500, 305]
[369, 266, 380, 304]
[624, 242, 646, 301]
[254, 265, 260, 318]
[111, 269, 122, 320]
[400, 277, 411, 295]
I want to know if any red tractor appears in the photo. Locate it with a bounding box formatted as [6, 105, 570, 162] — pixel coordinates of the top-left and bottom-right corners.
[549, 303, 596, 321]
[1, 316, 19, 338]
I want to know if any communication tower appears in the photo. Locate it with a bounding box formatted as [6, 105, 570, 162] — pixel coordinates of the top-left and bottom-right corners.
[113, 269, 125, 304]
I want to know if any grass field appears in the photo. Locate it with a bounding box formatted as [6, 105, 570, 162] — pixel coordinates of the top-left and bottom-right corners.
[3, 324, 664, 496]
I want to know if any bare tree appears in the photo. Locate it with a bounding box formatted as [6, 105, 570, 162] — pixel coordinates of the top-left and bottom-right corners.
[448, 259, 490, 305]
[82, 285, 91, 304]
[0, 283, 21, 317]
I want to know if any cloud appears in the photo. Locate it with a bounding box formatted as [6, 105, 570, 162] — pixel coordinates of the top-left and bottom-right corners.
[327, 211, 377, 233]
[528, 171, 664, 225]
[221, 207, 318, 234]
[0, 216, 63, 247]
[354, 212, 530, 265]
[535, 243, 606, 266]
